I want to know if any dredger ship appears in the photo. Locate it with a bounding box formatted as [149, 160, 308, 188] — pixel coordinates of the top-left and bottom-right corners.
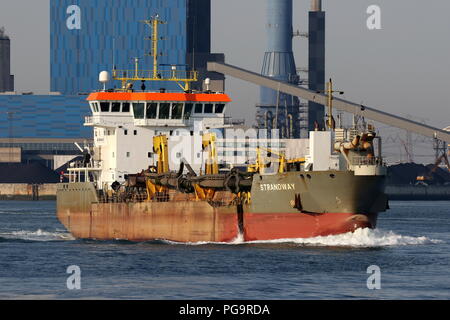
[56, 17, 389, 242]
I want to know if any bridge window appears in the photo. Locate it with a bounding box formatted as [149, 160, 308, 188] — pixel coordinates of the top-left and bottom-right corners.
[133, 103, 145, 119]
[184, 103, 193, 119]
[90, 102, 98, 113]
[215, 104, 225, 113]
[171, 103, 183, 119]
[159, 103, 170, 119]
[122, 103, 130, 113]
[111, 102, 121, 112]
[194, 103, 203, 114]
[100, 102, 110, 112]
[204, 104, 213, 113]
[146, 103, 158, 119]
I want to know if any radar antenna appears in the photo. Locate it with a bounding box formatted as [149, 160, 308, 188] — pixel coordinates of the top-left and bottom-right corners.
[112, 15, 198, 91]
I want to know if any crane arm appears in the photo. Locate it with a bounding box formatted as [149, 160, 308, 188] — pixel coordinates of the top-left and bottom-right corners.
[202, 133, 219, 175]
[153, 135, 169, 174]
[207, 62, 450, 143]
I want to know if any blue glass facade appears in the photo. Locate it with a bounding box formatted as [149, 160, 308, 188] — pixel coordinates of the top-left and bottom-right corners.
[1, 1, 213, 141]
[0, 95, 91, 138]
[51, 0, 193, 94]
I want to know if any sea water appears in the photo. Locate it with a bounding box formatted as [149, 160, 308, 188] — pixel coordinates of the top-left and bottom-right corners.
[0, 200, 448, 299]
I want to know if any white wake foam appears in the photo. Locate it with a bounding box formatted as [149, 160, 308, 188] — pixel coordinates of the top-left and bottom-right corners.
[0, 229, 75, 241]
[161, 232, 246, 246]
[3, 228, 440, 247]
[163, 228, 443, 248]
[245, 228, 443, 247]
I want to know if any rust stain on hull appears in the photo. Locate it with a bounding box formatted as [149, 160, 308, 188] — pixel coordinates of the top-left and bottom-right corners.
[57, 202, 378, 243]
[58, 201, 239, 242]
[57, 180, 383, 243]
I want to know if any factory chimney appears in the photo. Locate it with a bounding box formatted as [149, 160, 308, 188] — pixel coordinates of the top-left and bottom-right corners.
[0, 27, 14, 93]
[256, 0, 302, 138]
[311, 0, 322, 12]
[308, 0, 325, 131]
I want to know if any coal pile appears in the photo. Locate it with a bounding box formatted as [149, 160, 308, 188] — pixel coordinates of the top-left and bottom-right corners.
[388, 163, 450, 185]
[0, 163, 62, 184]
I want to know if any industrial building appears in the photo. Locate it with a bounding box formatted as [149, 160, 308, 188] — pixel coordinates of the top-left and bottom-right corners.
[0, 27, 14, 92]
[255, 0, 303, 138]
[0, 93, 91, 168]
[1, 0, 327, 174]
[255, 0, 326, 138]
[50, 0, 224, 94]
[0, 0, 221, 172]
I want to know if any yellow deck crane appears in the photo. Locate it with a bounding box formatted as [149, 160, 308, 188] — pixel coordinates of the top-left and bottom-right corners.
[153, 135, 170, 174]
[202, 132, 219, 175]
[146, 135, 170, 201]
[248, 147, 305, 174]
[194, 132, 219, 200]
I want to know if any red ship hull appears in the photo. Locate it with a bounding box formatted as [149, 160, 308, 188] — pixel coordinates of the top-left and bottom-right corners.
[57, 181, 384, 243]
[57, 199, 377, 243]
[242, 212, 377, 241]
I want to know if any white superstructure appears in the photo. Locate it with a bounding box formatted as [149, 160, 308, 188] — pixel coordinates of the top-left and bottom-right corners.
[84, 91, 236, 188]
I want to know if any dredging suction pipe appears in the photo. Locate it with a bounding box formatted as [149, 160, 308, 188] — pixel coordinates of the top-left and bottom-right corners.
[144, 166, 254, 195]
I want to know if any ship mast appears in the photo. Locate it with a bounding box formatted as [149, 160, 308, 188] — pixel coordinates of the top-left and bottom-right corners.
[324, 78, 344, 131]
[144, 15, 164, 80]
[112, 15, 198, 91]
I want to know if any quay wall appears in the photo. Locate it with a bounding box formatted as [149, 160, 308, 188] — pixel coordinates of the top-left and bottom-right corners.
[386, 185, 450, 201]
[0, 184, 57, 200]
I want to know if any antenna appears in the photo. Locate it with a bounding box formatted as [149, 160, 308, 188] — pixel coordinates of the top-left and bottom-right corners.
[112, 37, 116, 70]
[99, 71, 110, 91]
[143, 14, 166, 79]
[111, 16, 198, 91]
[315, 78, 344, 131]
[204, 78, 211, 91]
[192, 14, 196, 75]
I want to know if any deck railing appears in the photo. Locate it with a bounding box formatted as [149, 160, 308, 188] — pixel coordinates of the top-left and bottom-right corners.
[351, 156, 383, 166]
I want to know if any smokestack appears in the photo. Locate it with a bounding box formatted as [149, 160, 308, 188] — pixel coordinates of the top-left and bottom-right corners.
[0, 27, 14, 92]
[311, 0, 322, 12]
[308, 0, 325, 131]
[256, 0, 302, 138]
[0, 27, 9, 39]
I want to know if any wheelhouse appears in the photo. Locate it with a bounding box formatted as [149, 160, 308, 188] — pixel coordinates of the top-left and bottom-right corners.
[87, 92, 231, 123]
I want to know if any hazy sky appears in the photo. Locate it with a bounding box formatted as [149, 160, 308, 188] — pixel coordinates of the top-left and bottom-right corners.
[1, 0, 449, 132]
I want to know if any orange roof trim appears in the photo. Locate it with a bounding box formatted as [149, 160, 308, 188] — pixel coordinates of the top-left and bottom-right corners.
[87, 92, 232, 103]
